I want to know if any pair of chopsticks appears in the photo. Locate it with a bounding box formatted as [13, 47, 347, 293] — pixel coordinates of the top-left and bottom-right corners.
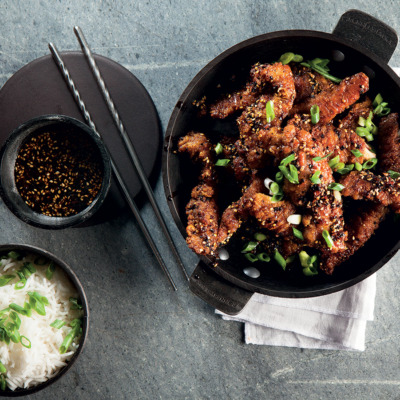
[49, 27, 189, 290]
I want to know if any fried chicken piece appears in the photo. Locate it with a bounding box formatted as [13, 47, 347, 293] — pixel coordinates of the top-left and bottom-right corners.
[302, 186, 347, 253]
[290, 72, 369, 124]
[217, 175, 264, 246]
[185, 184, 219, 256]
[246, 193, 296, 235]
[340, 171, 400, 212]
[378, 113, 400, 173]
[320, 202, 388, 274]
[339, 98, 373, 130]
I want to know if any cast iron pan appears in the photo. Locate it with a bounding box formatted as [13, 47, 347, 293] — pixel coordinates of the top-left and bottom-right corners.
[163, 10, 400, 314]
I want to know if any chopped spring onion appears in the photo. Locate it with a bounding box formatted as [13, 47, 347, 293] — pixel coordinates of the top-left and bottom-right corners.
[363, 158, 378, 170]
[310, 105, 320, 124]
[299, 251, 319, 276]
[310, 171, 321, 184]
[9, 312, 21, 329]
[214, 143, 223, 155]
[269, 182, 280, 195]
[241, 241, 258, 253]
[355, 162, 363, 171]
[336, 164, 354, 175]
[28, 292, 49, 316]
[215, 159, 230, 167]
[274, 250, 286, 270]
[279, 52, 295, 64]
[0, 275, 15, 287]
[279, 165, 299, 184]
[275, 171, 284, 183]
[9, 303, 30, 317]
[289, 164, 299, 183]
[60, 319, 82, 354]
[0, 375, 5, 391]
[301, 58, 341, 83]
[271, 194, 284, 202]
[322, 229, 334, 249]
[264, 177, 274, 189]
[0, 362, 6, 374]
[257, 253, 271, 262]
[46, 261, 55, 280]
[287, 214, 302, 225]
[266, 100, 275, 123]
[292, 227, 304, 240]
[328, 182, 345, 191]
[254, 232, 267, 242]
[313, 152, 332, 162]
[388, 170, 400, 179]
[7, 251, 20, 260]
[373, 93, 391, 116]
[351, 149, 363, 158]
[69, 297, 82, 311]
[50, 319, 65, 329]
[20, 335, 31, 349]
[244, 253, 258, 263]
[328, 155, 340, 168]
[280, 153, 296, 166]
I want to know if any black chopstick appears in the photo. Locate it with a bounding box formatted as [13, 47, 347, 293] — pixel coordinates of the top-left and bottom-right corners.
[73, 26, 190, 282]
[48, 42, 178, 291]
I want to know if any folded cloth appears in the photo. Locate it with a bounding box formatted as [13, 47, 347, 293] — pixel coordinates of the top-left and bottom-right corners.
[217, 273, 376, 351]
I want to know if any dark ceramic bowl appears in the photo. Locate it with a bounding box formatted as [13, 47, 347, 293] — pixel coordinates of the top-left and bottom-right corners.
[0, 243, 89, 397]
[0, 115, 111, 229]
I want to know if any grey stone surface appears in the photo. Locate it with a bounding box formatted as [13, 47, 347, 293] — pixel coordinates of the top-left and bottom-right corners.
[0, 1, 400, 399]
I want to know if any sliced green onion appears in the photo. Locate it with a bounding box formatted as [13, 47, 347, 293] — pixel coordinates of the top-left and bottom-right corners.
[244, 253, 258, 263]
[373, 93, 383, 107]
[69, 297, 82, 311]
[313, 152, 332, 162]
[0, 362, 6, 374]
[336, 164, 354, 175]
[310, 171, 321, 184]
[271, 194, 284, 202]
[0, 375, 6, 391]
[269, 182, 280, 195]
[275, 171, 284, 183]
[266, 100, 275, 123]
[279, 52, 294, 64]
[215, 159, 230, 167]
[351, 149, 363, 158]
[292, 54, 303, 62]
[292, 227, 304, 240]
[303, 266, 319, 276]
[60, 320, 82, 354]
[257, 253, 271, 262]
[9, 312, 21, 329]
[289, 164, 299, 184]
[286, 255, 296, 264]
[322, 229, 334, 249]
[363, 158, 378, 170]
[328, 155, 340, 168]
[299, 251, 310, 268]
[241, 241, 258, 253]
[328, 183, 345, 191]
[388, 170, 400, 179]
[280, 153, 296, 166]
[254, 233, 267, 242]
[7, 251, 20, 260]
[355, 127, 370, 137]
[301, 59, 341, 83]
[310, 105, 320, 124]
[9, 303, 29, 317]
[274, 250, 286, 270]
[214, 143, 223, 155]
[373, 94, 390, 116]
[0, 275, 15, 287]
[46, 262, 55, 281]
[22, 263, 36, 279]
[28, 292, 47, 316]
[20, 335, 31, 349]
[355, 162, 363, 171]
[50, 319, 65, 329]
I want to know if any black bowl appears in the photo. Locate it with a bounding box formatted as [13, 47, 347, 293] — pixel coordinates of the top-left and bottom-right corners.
[0, 115, 111, 229]
[0, 243, 89, 397]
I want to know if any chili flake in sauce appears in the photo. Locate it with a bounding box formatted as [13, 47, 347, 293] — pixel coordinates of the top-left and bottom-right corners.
[14, 126, 104, 217]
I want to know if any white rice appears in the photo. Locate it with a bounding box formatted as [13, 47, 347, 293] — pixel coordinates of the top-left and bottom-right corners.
[0, 253, 83, 391]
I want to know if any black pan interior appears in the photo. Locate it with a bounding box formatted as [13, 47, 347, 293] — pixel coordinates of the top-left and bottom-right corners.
[163, 30, 400, 297]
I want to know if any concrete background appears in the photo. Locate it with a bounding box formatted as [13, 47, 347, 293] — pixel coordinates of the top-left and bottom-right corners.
[0, 1, 400, 399]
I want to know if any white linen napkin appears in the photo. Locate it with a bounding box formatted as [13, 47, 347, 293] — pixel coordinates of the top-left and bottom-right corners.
[216, 274, 376, 351]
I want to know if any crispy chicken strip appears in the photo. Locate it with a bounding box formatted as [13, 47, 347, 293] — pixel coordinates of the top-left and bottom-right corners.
[290, 72, 369, 124]
[320, 203, 388, 274]
[378, 113, 400, 173]
[340, 171, 400, 212]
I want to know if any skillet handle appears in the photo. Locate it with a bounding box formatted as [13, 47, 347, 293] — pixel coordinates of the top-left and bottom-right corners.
[332, 10, 398, 64]
[189, 261, 253, 316]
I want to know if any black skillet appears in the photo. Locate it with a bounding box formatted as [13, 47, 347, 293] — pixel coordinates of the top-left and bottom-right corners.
[163, 10, 400, 314]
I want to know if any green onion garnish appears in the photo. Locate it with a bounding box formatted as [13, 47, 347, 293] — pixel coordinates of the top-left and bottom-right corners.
[313, 152, 332, 162]
[278, 165, 298, 184]
[328, 182, 345, 191]
[299, 251, 319, 276]
[28, 292, 48, 316]
[373, 93, 391, 116]
[0, 362, 6, 374]
[9, 303, 28, 316]
[274, 250, 286, 270]
[322, 229, 334, 249]
[280, 153, 296, 166]
[336, 164, 354, 175]
[214, 143, 223, 155]
[328, 155, 340, 168]
[310, 171, 321, 184]
[279, 52, 295, 64]
[271, 194, 284, 202]
[351, 149, 363, 158]
[257, 253, 271, 262]
[266, 100, 275, 123]
[46, 262, 55, 281]
[241, 241, 258, 253]
[355, 162, 363, 171]
[254, 233, 267, 242]
[301, 58, 341, 83]
[7, 251, 20, 260]
[388, 170, 400, 179]
[292, 227, 304, 240]
[20, 335, 31, 349]
[0, 375, 6, 391]
[310, 105, 320, 124]
[215, 159, 230, 167]
[50, 319, 65, 329]
[289, 164, 299, 184]
[69, 297, 82, 311]
[363, 158, 378, 170]
[0, 275, 15, 287]
[275, 171, 284, 183]
[269, 182, 280, 195]
[244, 253, 258, 263]
[60, 319, 82, 354]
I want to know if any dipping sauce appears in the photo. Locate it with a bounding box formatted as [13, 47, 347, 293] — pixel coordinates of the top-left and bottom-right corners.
[14, 126, 104, 217]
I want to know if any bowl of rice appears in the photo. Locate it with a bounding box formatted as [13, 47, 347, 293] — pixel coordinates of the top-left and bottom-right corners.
[0, 244, 89, 396]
